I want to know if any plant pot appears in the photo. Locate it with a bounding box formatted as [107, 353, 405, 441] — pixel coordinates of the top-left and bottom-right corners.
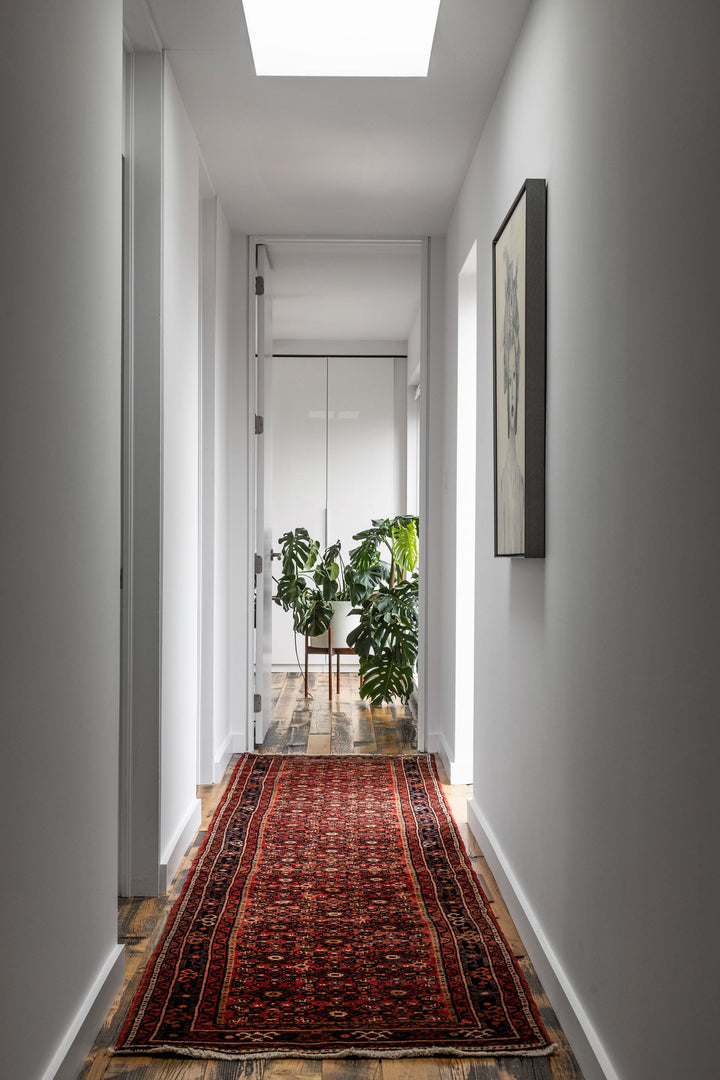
[310, 600, 359, 649]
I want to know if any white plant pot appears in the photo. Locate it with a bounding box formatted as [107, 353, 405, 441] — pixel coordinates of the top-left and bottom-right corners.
[310, 600, 359, 649]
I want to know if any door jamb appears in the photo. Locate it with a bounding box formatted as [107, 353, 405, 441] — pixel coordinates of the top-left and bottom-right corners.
[246, 235, 430, 752]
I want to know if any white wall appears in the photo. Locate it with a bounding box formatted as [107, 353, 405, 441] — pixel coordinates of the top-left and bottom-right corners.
[440, 2, 720, 1078]
[228, 233, 251, 750]
[199, 197, 218, 785]
[452, 244, 478, 783]
[159, 60, 201, 882]
[213, 202, 233, 776]
[423, 236, 449, 758]
[121, 48, 164, 897]
[199, 195, 235, 783]
[0, 4, 125, 1079]
[406, 309, 421, 517]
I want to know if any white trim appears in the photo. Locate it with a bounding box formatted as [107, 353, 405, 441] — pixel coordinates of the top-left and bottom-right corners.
[247, 234, 429, 755]
[415, 237, 430, 753]
[453, 241, 477, 779]
[247, 239, 259, 751]
[118, 50, 135, 900]
[123, 0, 162, 53]
[231, 731, 252, 754]
[213, 732, 235, 783]
[198, 196, 218, 786]
[119, 49, 166, 898]
[41, 945, 125, 1080]
[466, 799, 621, 1080]
[159, 798, 202, 893]
[428, 730, 472, 785]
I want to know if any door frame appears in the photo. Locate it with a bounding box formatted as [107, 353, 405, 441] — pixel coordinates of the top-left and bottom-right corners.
[246, 236, 430, 752]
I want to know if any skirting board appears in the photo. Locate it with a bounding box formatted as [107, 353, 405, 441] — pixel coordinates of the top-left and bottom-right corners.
[43, 943, 125, 1080]
[427, 730, 473, 785]
[466, 798, 621, 1080]
[213, 732, 235, 783]
[159, 798, 202, 893]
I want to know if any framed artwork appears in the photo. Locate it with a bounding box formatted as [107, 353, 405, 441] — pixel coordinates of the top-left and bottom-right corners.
[492, 178, 547, 558]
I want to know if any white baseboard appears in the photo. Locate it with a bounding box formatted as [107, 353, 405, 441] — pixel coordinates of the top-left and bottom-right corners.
[425, 729, 446, 767]
[231, 731, 249, 754]
[426, 730, 473, 784]
[43, 943, 125, 1080]
[466, 798, 620, 1080]
[213, 733, 235, 783]
[160, 798, 202, 892]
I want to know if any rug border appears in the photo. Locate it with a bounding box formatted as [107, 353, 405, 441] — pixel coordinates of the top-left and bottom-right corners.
[422, 754, 555, 1049]
[116, 753, 556, 1060]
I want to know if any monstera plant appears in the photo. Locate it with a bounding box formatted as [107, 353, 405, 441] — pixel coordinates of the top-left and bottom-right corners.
[272, 527, 382, 638]
[273, 527, 335, 639]
[273, 516, 419, 707]
[346, 515, 419, 707]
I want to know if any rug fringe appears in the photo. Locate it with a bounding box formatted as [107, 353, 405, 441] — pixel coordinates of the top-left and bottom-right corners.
[112, 1042, 558, 1061]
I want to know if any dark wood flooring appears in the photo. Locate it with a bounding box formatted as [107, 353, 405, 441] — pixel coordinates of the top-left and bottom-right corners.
[76, 673, 584, 1080]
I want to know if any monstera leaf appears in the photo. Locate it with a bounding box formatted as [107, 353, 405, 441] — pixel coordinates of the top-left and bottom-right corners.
[277, 527, 319, 579]
[391, 517, 418, 577]
[273, 528, 340, 637]
[350, 515, 418, 586]
[346, 576, 419, 707]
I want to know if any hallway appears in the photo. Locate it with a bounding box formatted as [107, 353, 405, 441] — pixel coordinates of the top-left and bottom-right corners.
[76, 676, 583, 1080]
[5, 6, 718, 1080]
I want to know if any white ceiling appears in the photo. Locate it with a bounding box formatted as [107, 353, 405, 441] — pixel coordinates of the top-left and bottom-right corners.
[265, 240, 422, 344]
[139, 0, 531, 341]
[144, 0, 530, 237]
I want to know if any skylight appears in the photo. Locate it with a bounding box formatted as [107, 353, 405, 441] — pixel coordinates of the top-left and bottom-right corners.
[241, 0, 442, 77]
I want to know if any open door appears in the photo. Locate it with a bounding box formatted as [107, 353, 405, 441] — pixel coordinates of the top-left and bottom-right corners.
[253, 244, 274, 744]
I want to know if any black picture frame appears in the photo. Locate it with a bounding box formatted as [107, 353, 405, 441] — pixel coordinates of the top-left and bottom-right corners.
[492, 178, 547, 558]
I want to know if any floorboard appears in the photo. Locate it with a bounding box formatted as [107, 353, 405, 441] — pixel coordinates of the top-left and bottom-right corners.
[74, 673, 584, 1080]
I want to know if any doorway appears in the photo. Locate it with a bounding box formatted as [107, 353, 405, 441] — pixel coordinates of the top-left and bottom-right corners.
[248, 238, 427, 749]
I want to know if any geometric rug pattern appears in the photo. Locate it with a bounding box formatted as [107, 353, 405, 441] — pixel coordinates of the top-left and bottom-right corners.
[116, 754, 554, 1060]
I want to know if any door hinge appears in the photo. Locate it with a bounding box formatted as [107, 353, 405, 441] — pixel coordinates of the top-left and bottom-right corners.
[254, 553, 263, 575]
[255, 274, 265, 296]
[254, 413, 264, 435]
[254, 693, 262, 714]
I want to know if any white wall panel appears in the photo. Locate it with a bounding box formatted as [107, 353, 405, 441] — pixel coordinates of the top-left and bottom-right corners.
[271, 357, 328, 665]
[0, 3, 124, 1077]
[327, 357, 396, 558]
[271, 355, 399, 668]
[212, 202, 233, 775]
[438, 2, 720, 1078]
[160, 59, 201, 872]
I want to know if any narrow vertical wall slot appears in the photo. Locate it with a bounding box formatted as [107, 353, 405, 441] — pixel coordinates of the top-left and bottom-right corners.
[454, 242, 477, 783]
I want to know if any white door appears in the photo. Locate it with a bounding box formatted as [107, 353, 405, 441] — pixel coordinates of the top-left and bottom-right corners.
[271, 355, 328, 670]
[271, 355, 398, 668]
[254, 244, 273, 743]
[326, 356, 397, 556]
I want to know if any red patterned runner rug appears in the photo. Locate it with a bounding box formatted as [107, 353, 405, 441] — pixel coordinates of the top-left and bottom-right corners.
[116, 754, 554, 1060]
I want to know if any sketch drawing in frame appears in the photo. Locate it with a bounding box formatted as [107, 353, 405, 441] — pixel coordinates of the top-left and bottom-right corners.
[492, 178, 547, 558]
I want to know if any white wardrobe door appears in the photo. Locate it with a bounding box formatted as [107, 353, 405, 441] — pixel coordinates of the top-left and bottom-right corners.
[271, 356, 327, 666]
[327, 356, 396, 561]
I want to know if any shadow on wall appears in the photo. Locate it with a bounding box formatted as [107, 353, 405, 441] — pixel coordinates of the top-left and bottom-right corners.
[509, 558, 546, 629]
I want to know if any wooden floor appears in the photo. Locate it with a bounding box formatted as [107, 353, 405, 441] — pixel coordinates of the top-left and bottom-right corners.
[263, 671, 418, 756]
[76, 673, 584, 1080]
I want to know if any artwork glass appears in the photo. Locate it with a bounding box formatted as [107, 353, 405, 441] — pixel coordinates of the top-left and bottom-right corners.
[494, 191, 527, 555]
